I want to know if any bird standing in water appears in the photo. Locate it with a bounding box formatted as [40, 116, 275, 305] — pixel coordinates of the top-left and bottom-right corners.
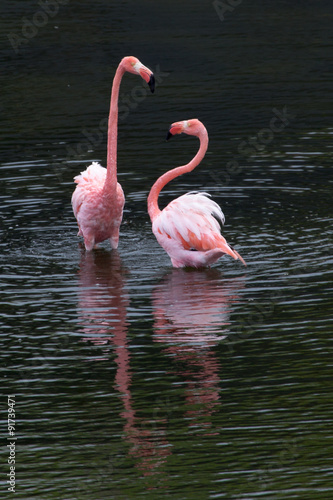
[72, 56, 155, 251]
[147, 119, 246, 268]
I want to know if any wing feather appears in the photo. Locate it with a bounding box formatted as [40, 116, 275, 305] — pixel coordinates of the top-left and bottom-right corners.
[73, 161, 106, 186]
[72, 162, 106, 218]
[156, 192, 226, 251]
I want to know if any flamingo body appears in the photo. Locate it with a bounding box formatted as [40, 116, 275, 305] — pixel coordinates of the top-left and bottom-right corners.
[72, 162, 124, 251]
[148, 119, 246, 268]
[72, 56, 154, 251]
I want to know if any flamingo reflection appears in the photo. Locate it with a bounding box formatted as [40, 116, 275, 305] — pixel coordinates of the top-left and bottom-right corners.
[78, 249, 129, 353]
[77, 249, 170, 480]
[152, 268, 244, 433]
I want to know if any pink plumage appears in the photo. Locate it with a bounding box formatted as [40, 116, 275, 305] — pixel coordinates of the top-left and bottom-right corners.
[72, 56, 155, 251]
[72, 162, 124, 251]
[148, 119, 246, 268]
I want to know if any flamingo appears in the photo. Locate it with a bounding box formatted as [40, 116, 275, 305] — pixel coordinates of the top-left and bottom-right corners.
[72, 56, 155, 251]
[147, 119, 246, 268]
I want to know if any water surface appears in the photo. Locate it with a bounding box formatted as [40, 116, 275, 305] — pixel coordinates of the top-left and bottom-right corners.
[1, 1, 333, 499]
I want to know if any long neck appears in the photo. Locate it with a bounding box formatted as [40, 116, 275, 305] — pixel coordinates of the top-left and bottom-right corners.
[148, 130, 208, 221]
[104, 63, 126, 191]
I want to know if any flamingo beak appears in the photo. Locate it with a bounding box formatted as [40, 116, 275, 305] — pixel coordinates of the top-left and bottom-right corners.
[139, 67, 155, 93]
[166, 122, 184, 140]
[166, 129, 173, 141]
[148, 73, 155, 93]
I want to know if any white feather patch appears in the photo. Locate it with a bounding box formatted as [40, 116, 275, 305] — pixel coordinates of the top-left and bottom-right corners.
[156, 192, 225, 245]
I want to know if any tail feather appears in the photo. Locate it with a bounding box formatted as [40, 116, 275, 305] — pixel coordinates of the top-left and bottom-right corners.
[227, 244, 247, 266]
[216, 237, 246, 266]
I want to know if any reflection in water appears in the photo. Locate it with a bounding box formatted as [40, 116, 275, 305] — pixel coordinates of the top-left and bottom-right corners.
[77, 249, 171, 481]
[78, 249, 129, 353]
[152, 269, 244, 433]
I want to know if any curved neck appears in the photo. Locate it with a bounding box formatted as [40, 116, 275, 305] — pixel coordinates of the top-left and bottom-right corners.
[104, 63, 126, 191]
[148, 129, 208, 220]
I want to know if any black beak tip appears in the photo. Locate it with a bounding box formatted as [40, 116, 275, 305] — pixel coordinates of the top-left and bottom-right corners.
[148, 74, 155, 93]
[166, 130, 173, 141]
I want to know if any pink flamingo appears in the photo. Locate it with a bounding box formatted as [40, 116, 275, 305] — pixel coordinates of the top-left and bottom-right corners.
[72, 56, 155, 251]
[147, 119, 246, 268]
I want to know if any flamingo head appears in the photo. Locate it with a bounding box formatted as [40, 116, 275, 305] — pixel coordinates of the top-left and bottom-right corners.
[121, 56, 155, 93]
[166, 119, 205, 140]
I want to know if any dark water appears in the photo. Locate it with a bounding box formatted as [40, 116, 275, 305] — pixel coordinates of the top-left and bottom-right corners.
[1, 1, 333, 499]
